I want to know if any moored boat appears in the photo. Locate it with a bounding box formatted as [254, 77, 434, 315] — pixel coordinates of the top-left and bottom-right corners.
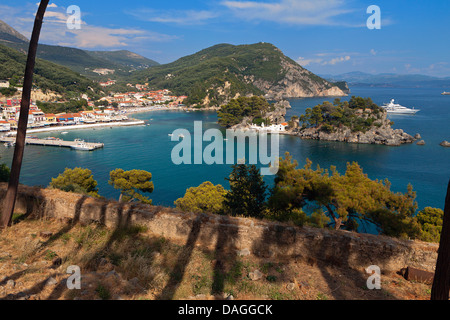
[382, 99, 420, 114]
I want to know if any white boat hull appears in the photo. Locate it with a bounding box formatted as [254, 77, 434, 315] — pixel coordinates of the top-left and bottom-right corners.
[71, 145, 94, 151]
[385, 109, 419, 115]
[382, 99, 420, 115]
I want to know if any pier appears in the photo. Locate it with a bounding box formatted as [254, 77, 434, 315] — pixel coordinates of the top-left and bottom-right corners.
[1, 137, 104, 151]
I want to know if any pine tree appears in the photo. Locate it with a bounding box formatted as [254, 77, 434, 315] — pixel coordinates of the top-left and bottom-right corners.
[224, 164, 267, 218]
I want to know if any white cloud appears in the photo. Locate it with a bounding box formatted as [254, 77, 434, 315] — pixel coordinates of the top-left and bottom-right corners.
[297, 54, 351, 66]
[128, 9, 219, 25]
[2, 4, 176, 49]
[221, 0, 355, 26]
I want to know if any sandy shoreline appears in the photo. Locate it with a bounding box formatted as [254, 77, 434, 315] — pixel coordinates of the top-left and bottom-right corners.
[5, 120, 146, 135]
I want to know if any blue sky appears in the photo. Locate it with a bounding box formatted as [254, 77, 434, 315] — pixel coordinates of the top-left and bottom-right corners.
[1, 0, 449, 76]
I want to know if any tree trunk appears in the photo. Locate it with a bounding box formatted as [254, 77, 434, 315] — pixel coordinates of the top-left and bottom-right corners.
[325, 204, 342, 230]
[0, 1, 49, 229]
[431, 179, 450, 300]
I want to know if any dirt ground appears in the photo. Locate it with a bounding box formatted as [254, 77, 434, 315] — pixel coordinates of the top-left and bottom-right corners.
[0, 216, 432, 301]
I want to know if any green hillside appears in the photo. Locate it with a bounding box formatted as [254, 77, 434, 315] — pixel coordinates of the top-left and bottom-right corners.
[132, 43, 347, 107]
[0, 44, 101, 98]
[0, 20, 158, 80]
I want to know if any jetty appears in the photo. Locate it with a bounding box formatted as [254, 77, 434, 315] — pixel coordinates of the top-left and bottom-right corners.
[1, 137, 104, 151]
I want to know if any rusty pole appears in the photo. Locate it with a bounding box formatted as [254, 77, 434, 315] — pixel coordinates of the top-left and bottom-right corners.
[0, 1, 49, 228]
[431, 179, 450, 300]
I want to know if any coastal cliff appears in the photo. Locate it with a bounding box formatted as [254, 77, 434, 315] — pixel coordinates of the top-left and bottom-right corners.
[254, 54, 349, 100]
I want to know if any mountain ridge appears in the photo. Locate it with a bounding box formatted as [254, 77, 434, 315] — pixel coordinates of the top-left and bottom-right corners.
[0, 20, 159, 79]
[321, 72, 450, 88]
[133, 42, 349, 107]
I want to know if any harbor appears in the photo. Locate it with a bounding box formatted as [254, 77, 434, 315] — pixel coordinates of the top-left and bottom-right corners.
[1, 136, 104, 151]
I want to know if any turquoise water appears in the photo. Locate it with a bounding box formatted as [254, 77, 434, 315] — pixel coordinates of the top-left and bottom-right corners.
[0, 86, 449, 210]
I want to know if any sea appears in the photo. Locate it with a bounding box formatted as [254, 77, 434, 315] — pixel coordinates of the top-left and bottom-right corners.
[1, 86, 449, 211]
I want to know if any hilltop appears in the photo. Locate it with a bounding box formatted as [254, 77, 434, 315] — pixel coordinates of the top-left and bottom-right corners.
[132, 43, 349, 108]
[0, 19, 28, 44]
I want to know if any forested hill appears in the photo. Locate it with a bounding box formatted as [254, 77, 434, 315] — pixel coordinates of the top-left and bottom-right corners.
[131, 42, 349, 108]
[0, 20, 158, 80]
[0, 44, 100, 98]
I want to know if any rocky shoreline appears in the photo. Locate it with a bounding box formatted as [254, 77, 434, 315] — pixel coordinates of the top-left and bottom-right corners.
[285, 126, 416, 146]
[286, 111, 417, 146]
[230, 102, 418, 146]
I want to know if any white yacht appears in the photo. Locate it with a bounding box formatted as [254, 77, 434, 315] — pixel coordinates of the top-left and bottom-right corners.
[382, 99, 420, 114]
[442, 91, 450, 95]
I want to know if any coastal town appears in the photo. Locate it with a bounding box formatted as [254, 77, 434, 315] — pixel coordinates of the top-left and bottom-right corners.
[0, 86, 189, 133]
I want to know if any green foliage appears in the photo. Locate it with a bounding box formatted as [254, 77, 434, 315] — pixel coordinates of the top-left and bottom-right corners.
[298, 96, 384, 133]
[268, 153, 420, 238]
[37, 99, 89, 114]
[49, 168, 99, 197]
[174, 181, 227, 214]
[0, 87, 17, 97]
[0, 163, 10, 182]
[109, 169, 154, 204]
[415, 207, 444, 243]
[0, 44, 101, 97]
[95, 284, 111, 300]
[308, 210, 331, 229]
[218, 96, 273, 128]
[224, 164, 268, 218]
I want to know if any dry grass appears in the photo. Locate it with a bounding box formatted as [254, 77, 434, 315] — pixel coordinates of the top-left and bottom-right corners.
[0, 216, 432, 301]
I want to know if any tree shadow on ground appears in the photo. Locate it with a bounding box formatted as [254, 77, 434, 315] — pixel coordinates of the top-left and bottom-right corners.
[251, 223, 403, 300]
[210, 216, 239, 296]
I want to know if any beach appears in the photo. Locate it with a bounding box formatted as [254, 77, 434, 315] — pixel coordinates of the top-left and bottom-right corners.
[4, 120, 146, 135]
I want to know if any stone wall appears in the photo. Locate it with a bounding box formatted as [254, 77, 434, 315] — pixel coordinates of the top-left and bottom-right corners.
[0, 183, 438, 273]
